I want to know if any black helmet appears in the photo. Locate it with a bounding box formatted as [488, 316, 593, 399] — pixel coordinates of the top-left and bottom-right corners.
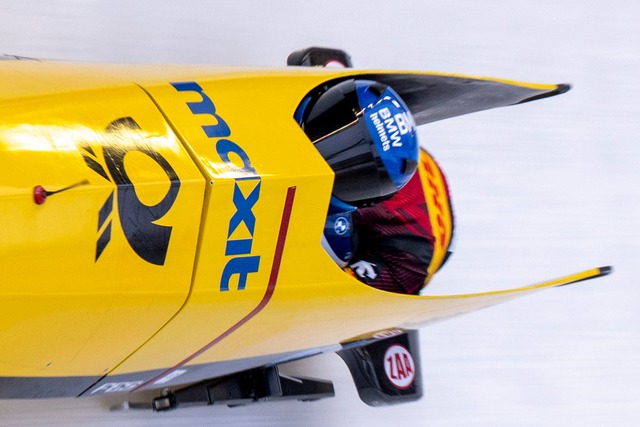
[296, 79, 419, 208]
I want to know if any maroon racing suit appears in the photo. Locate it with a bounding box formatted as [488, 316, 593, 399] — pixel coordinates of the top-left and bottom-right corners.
[349, 150, 454, 294]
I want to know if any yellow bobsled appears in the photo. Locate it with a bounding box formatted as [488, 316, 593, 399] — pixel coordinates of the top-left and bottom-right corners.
[0, 51, 610, 405]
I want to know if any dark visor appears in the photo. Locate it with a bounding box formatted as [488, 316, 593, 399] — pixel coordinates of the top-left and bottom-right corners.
[312, 115, 399, 205]
[302, 80, 400, 206]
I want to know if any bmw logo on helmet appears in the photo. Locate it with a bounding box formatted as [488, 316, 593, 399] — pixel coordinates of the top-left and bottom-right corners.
[321, 211, 355, 267]
[334, 216, 349, 235]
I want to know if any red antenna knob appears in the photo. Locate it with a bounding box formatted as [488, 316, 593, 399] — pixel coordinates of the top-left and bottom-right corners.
[33, 185, 48, 205]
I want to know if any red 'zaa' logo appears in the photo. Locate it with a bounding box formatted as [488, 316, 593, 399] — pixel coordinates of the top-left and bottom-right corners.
[384, 344, 415, 389]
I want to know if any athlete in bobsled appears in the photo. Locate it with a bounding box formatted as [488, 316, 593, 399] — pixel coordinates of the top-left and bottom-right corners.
[296, 79, 455, 294]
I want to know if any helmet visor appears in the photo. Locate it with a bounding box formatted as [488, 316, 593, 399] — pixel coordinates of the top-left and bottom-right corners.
[312, 111, 399, 205]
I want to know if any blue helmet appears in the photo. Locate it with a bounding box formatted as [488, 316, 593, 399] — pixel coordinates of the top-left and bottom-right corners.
[297, 79, 419, 208]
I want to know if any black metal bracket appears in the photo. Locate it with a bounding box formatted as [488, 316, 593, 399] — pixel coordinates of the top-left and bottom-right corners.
[151, 365, 334, 411]
[338, 330, 423, 406]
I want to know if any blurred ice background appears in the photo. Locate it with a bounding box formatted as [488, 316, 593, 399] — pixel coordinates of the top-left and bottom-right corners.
[0, 0, 638, 425]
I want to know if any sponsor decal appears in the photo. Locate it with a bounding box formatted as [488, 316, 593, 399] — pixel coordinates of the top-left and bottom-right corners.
[350, 260, 378, 280]
[372, 329, 404, 340]
[171, 82, 262, 291]
[90, 381, 144, 394]
[80, 117, 180, 265]
[383, 344, 415, 389]
[333, 216, 349, 235]
[153, 369, 187, 385]
[368, 104, 413, 152]
[421, 158, 448, 251]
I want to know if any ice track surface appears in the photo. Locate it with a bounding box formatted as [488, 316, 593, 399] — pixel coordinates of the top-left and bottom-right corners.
[1, 0, 638, 425]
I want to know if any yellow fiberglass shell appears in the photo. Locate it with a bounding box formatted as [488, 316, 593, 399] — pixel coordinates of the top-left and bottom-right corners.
[0, 78, 206, 377]
[0, 60, 600, 383]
